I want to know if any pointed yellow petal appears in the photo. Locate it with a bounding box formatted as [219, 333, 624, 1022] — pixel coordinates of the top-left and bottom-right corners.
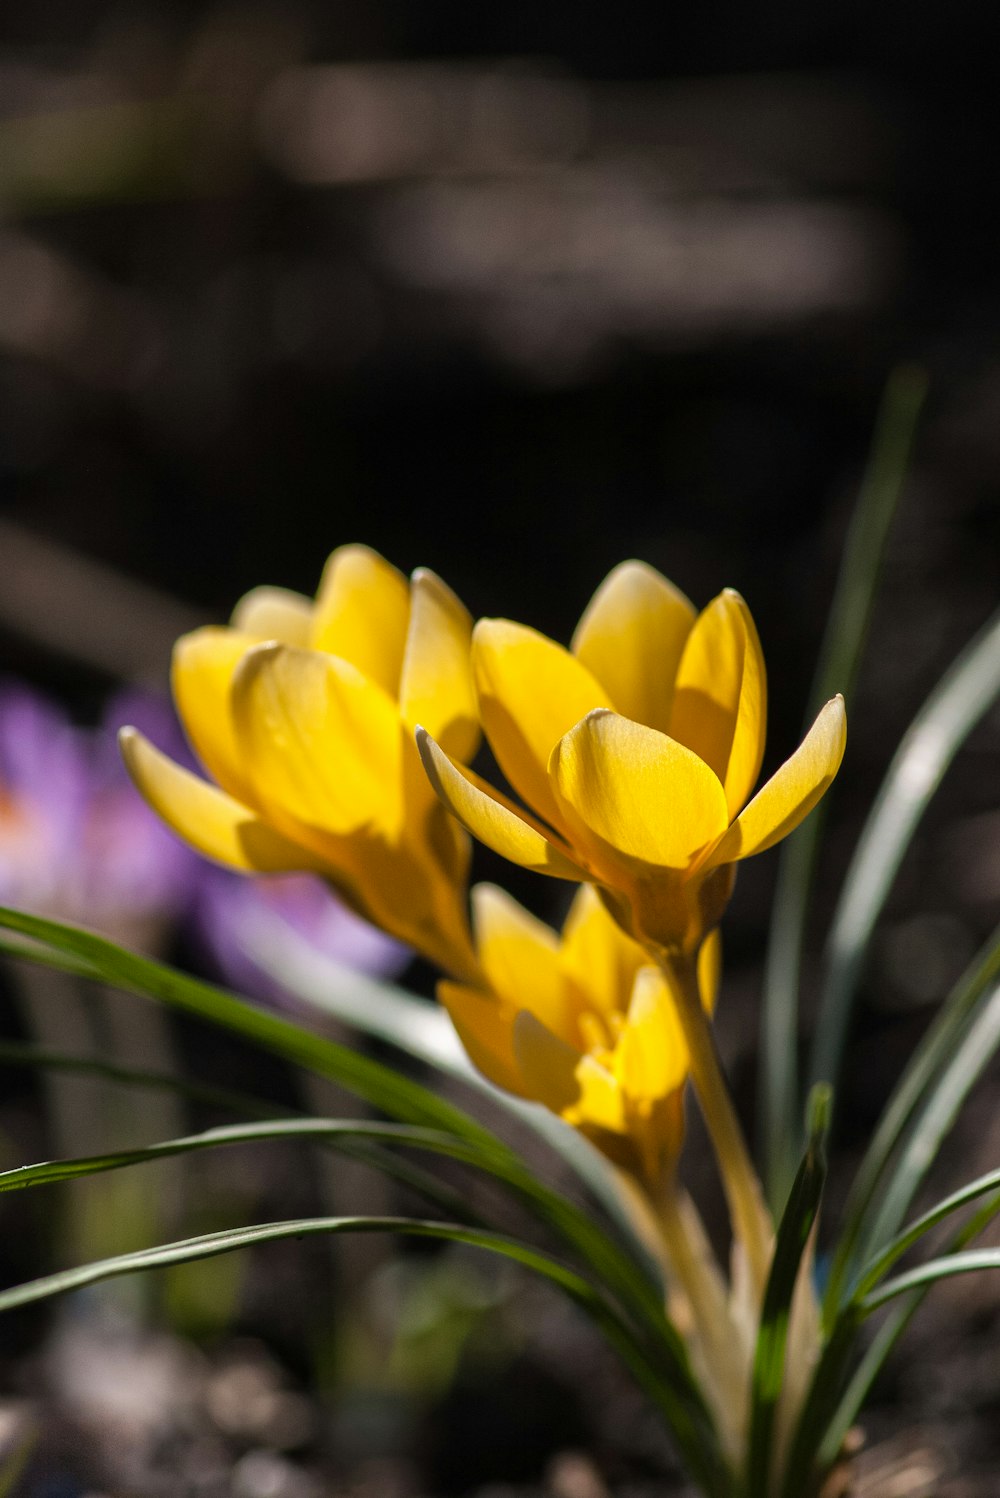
[615, 966, 689, 1101]
[704, 696, 847, 868]
[233, 643, 404, 837]
[416, 728, 583, 879]
[399, 568, 479, 762]
[549, 710, 730, 873]
[670, 590, 767, 819]
[471, 884, 580, 1045]
[119, 728, 320, 873]
[571, 560, 695, 734]
[513, 1013, 627, 1132]
[230, 585, 314, 645]
[698, 927, 722, 1014]
[311, 544, 411, 697]
[437, 980, 526, 1096]
[473, 619, 609, 829]
[172, 626, 257, 804]
[559, 883, 645, 1018]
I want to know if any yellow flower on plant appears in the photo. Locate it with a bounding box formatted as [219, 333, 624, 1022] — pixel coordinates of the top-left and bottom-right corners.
[441, 882, 719, 1185]
[120, 545, 482, 980]
[417, 561, 846, 954]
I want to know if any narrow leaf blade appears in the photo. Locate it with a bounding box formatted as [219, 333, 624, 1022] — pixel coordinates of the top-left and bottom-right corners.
[747, 1086, 830, 1498]
[810, 605, 1000, 1095]
[760, 367, 927, 1206]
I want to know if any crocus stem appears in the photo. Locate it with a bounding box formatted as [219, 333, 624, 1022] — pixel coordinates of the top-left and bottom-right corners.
[659, 949, 774, 1298]
[659, 1187, 753, 1451]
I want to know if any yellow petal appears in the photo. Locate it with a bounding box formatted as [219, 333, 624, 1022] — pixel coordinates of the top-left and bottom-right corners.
[416, 728, 583, 879]
[614, 966, 689, 1101]
[311, 544, 411, 697]
[703, 696, 847, 869]
[670, 590, 767, 819]
[437, 980, 526, 1096]
[325, 828, 478, 983]
[473, 619, 609, 829]
[513, 1013, 627, 1132]
[571, 560, 695, 734]
[698, 927, 722, 1014]
[399, 568, 480, 762]
[119, 728, 321, 873]
[172, 626, 257, 804]
[559, 883, 646, 1018]
[549, 710, 730, 873]
[233, 643, 404, 837]
[471, 884, 579, 1045]
[230, 585, 314, 645]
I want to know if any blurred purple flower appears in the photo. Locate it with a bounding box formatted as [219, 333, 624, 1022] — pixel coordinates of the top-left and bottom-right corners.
[0, 680, 196, 942]
[1, 676, 410, 991]
[193, 868, 410, 1009]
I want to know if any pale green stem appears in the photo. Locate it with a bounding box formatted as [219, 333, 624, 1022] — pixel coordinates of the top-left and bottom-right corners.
[659, 950, 774, 1299]
[614, 1169, 751, 1464]
[659, 1186, 754, 1462]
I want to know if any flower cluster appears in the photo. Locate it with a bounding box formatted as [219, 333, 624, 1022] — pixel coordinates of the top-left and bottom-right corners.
[122, 546, 845, 1202]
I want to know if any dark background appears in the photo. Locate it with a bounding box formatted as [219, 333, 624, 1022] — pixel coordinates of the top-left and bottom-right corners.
[1, 3, 999, 1494]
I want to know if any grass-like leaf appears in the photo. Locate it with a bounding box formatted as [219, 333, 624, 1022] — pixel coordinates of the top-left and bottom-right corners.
[0, 1213, 607, 1314]
[822, 928, 1000, 1317]
[243, 908, 660, 1275]
[0, 903, 728, 1488]
[810, 604, 1000, 1097]
[777, 1311, 860, 1498]
[747, 1086, 830, 1498]
[0, 906, 661, 1322]
[0, 1210, 732, 1498]
[760, 367, 927, 1207]
[861, 1246, 1000, 1312]
[0, 1117, 520, 1194]
[0, 1037, 291, 1119]
[854, 980, 1000, 1272]
[820, 1187, 1000, 1466]
[854, 1167, 1000, 1302]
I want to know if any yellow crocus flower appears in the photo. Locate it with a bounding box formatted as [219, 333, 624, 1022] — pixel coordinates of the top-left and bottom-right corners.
[120, 545, 482, 980]
[440, 882, 719, 1186]
[417, 560, 846, 955]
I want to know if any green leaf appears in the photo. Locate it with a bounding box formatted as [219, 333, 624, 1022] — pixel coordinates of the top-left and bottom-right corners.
[747, 1086, 830, 1498]
[0, 1037, 290, 1120]
[820, 1186, 1000, 1470]
[777, 1313, 861, 1498]
[242, 907, 662, 1278]
[0, 1117, 518, 1194]
[799, 1173, 1000, 1492]
[854, 980, 1000, 1279]
[0, 932, 99, 981]
[854, 1166, 1000, 1302]
[760, 367, 927, 1207]
[0, 1210, 733, 1498]
[0, 1213, 602, 1315]
[6, 911, 659, 1290]
[0, 909, 489, 1141]
[0, 906, 664, 1325]
[861, 1246, 1000, 1312]
[0, 904, 727, 1488]
[822, 928, 1000, 1318]
[814, 1301, 915, 1472]
[809, 604, 1000, 1097]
